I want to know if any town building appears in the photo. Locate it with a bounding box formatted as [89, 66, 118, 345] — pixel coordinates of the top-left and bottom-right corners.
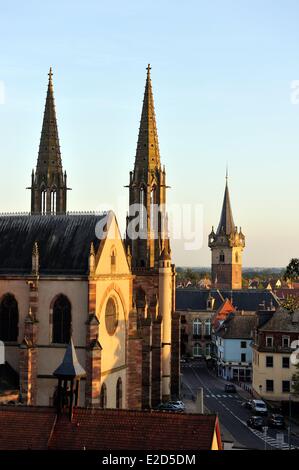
[177, 288, 279, 360]
[214, 312, 257, 382]
[252, 307, 299, 405]
[0, 66, 179, 409]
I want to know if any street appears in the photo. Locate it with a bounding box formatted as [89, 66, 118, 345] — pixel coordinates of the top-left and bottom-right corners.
[182, 362, 299, 450]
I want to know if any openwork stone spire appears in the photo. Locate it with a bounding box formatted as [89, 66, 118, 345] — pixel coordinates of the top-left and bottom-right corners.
[36, 67, 62, 172]
[127, 65, 169, 269]
[30, 68, 68, 214]
[134, 64, 161, 176]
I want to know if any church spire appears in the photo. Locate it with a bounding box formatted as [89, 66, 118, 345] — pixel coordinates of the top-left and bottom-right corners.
[37, 67, 62, 172]
[216, 173, 235, 235]
[30, 68, 68, 215]
[127, 65, 169, 269]
[134, 64, 161, 175]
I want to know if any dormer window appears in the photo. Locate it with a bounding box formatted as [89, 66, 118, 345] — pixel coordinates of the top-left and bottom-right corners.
[266, 336, 273, 347]
[282, 336, 290, 348]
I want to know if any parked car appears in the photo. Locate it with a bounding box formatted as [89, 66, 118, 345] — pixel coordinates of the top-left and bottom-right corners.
[247, 416, 265, 430]
[242, 400, 253, 409]
[155, 402, 183, 412]
[267, 414, 285, 429]
[251, 400, 268, 415]
[168, 400, 186, 411]
[224, 384, 237, 393]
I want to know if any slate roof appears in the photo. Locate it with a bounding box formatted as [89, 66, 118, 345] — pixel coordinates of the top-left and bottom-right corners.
[216, 181, 235, 235]
[216, 313, 257, 339]
[176, 289, 279, 312]
[53, 339, 86, 378]
[0, 406, 221, 450]
[0, 213, 107, 275]
[259, 307, 299, 332]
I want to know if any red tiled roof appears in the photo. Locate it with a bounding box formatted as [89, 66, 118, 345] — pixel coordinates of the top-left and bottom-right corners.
[0, 406, 220, 450]
[213, 298, 235, 328]
[0, 406, 56, 450]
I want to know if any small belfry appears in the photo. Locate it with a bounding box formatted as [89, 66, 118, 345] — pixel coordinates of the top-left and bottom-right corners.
[126, 64, 168, 269]
[29, 68, 68, 214]
[208, 173, 245, 290]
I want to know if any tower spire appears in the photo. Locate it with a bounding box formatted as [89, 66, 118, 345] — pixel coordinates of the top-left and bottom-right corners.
[30, 68, 68, 214]
[209, 174, 245, 290]
[37, 67, 62, 171]
[134, 64, 160, 176]
[216, 172, 235, 235]
[127, 65, 169, 269]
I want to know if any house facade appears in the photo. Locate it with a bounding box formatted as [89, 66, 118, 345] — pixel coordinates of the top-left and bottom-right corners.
[214, 312, 257, 382]
[252, 308, 299, 404]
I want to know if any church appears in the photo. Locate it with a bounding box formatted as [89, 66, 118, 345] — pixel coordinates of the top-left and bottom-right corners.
[0, 66, 179, 409]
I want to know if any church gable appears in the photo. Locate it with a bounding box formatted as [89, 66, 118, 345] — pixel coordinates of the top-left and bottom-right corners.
[94, 213, 130, 277]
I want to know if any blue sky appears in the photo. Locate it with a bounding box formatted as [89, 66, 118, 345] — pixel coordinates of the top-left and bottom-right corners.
[0, 0, 299, 267]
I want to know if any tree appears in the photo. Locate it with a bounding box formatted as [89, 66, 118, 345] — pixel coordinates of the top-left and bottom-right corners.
[284, 258, 299, 282]
[281, 295, 299, 313]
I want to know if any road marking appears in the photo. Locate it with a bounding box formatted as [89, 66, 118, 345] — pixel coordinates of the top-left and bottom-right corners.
[205, 395, 210, 398]
[185, 367, 299, 449]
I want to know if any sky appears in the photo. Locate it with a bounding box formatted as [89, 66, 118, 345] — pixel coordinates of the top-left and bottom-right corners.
[0, 0, 299, 268]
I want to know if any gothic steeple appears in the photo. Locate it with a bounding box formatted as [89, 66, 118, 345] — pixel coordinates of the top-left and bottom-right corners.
[134, 64, 161, 177]
[29, 68, 68, 215]
[127, 65, 169, 269]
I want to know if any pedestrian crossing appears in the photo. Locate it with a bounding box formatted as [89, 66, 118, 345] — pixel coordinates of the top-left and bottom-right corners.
[250, 428, 297, 450]
[206, 394, 234, 398]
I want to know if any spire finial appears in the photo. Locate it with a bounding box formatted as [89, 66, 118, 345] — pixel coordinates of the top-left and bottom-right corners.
[147, 63, 151, 77]
[225, 164, 229, 184]
[48, 67, 53, 82]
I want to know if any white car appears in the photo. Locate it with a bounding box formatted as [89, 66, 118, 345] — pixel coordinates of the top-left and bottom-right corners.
[251, 400, 268, 415]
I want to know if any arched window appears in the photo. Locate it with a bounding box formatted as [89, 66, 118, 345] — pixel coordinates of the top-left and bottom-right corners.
[105, 297, 118, 335]
[150, 186, 156, 231]
[139, 187, 146, 231]
[52, 295, 71, 344]
[100, 383, 107, 409]
[41, 188, 47, 214]
[50, 189, 56, 214]
[0, 294, 19, 342]
[116, 378, 122, 409]
[235, 252, 239, 263]
[219, 251, 225, 263]
[193, 318, 202, 336]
